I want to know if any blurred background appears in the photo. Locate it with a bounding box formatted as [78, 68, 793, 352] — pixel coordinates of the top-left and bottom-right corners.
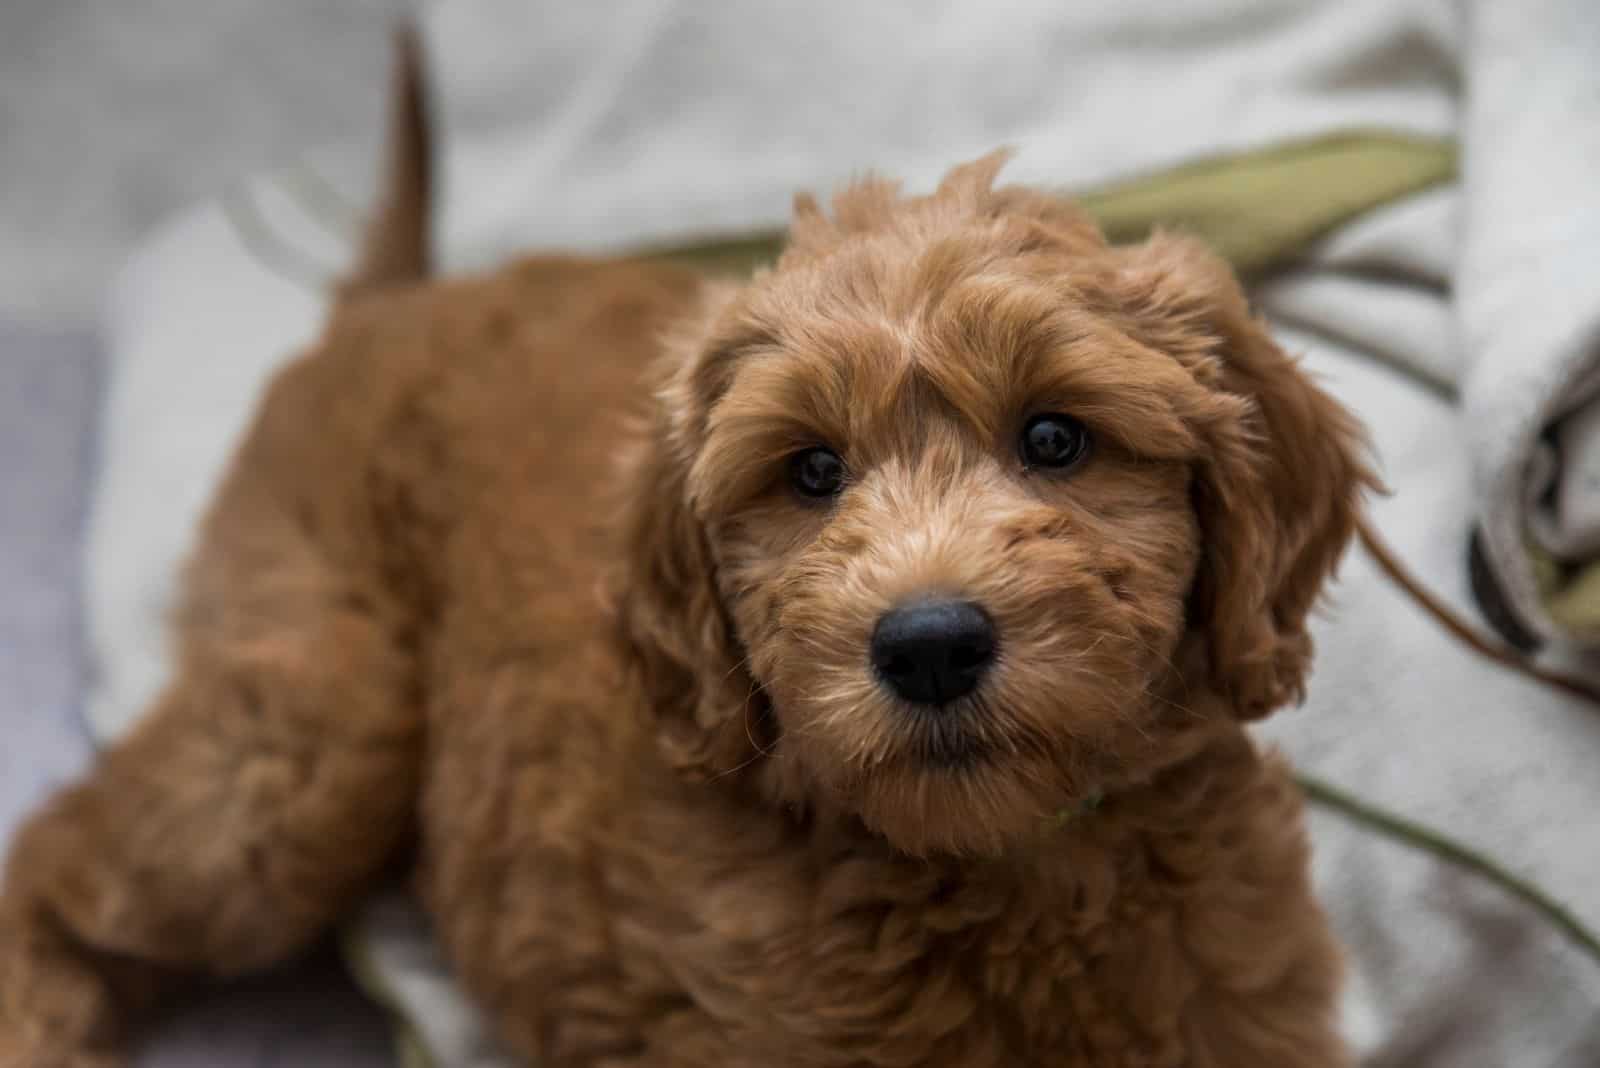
[1, 1, 395, 326]
[2, 0, 399, 764]
[2, 3, 397, 1063]
[3, 2, 1598, 1066]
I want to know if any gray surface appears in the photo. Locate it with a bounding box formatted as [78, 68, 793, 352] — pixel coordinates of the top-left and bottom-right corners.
[134, 945, 394, 1068]
[0, 324, 99, 821]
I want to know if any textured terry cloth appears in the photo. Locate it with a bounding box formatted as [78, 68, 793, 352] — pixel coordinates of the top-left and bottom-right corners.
[649, 134, 1459, 282]
[1453, 0, 1600, 642]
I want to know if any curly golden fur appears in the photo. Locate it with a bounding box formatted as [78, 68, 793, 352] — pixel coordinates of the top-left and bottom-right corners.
[0, 148, 1372, 1066]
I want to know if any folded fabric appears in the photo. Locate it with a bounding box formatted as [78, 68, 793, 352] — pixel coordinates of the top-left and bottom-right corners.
[650, 133, 1458, 282]
[1455, 0, 1600, 645]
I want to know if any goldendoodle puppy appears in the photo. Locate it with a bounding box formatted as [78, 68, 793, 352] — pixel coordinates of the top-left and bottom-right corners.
[0, 61, 1369, 1068]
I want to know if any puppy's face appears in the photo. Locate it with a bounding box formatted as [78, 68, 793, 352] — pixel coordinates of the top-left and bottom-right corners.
[694, 262, 1209, 856]
[621, 156, 1368, 856]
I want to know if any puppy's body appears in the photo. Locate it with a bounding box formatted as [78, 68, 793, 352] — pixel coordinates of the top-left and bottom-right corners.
[0, 249, 1346, 1068]
[395, 262, 1341, 1068]
[0, 138, 1363, 1067]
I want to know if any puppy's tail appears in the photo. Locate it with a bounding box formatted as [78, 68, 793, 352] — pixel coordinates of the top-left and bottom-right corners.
[337, 23, 433, 302]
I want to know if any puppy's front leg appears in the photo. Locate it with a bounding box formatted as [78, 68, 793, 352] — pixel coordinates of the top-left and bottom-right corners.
[0, 455, 423, 1065]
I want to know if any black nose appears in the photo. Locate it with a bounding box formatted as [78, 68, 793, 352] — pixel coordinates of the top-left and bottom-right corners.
[870, 599, 996, 706]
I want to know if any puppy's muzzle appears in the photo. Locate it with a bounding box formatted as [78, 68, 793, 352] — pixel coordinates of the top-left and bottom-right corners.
[870, 599, 996, 705]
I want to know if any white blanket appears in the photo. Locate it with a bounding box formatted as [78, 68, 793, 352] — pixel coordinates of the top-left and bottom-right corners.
[87, 1, 1600, 1065]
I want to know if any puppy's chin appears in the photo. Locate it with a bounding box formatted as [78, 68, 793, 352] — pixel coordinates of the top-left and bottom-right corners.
[768, 688, 1088, 857]
[761, 647, 1129, 857]
[850, 756, 1072, 857]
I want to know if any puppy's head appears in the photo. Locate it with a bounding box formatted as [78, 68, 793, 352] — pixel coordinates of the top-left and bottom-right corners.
[618, 153, 1370, 855]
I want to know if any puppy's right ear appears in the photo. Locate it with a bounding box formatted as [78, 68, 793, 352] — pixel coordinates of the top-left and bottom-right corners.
[615, 284, 763, 781]
[1100, 234, 1375, 719]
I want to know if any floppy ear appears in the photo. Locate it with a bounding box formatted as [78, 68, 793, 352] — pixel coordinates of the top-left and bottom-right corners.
[614, 286, 766, 779]
[1104, 233, 1375, 718]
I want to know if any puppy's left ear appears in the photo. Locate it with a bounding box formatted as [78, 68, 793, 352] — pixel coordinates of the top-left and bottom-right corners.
[1104, 233, 1375, 719]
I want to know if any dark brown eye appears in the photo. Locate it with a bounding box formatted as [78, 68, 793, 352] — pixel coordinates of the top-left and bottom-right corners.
[1021, 413, 1091, 470]
[790, 446, 847, 499]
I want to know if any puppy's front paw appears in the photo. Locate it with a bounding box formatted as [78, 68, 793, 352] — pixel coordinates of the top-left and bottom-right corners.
[0, 1035, 123, 1068]
[0, 902, 129, 1068]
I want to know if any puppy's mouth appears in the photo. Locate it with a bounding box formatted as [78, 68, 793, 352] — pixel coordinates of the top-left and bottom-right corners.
[901, 706, 994, 771]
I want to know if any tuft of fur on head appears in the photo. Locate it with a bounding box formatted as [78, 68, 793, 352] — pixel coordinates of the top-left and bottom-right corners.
[617, 152, 1373, 856]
